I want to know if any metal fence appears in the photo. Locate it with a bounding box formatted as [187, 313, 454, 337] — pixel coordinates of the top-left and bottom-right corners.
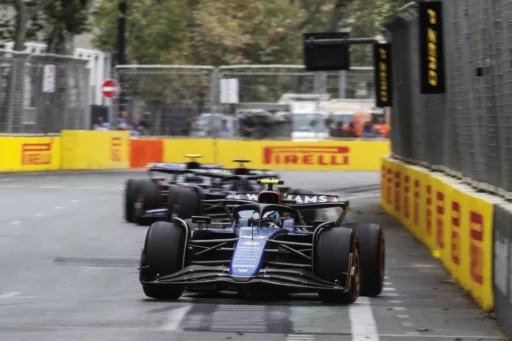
[114, 64, 376, 137]
[383, 0, 512, 198]
[0, 50, 90, 134]
[114, 65, 216, 136]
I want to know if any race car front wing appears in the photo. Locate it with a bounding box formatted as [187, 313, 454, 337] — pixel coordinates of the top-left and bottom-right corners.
[140, 265, 351, 293]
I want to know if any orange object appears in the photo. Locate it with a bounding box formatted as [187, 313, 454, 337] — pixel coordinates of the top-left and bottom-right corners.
[130, 139, 163, 168]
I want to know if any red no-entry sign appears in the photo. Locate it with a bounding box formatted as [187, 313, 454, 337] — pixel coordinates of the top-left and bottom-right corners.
[101, 79, 120, 99]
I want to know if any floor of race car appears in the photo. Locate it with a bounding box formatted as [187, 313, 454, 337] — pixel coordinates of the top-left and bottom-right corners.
[0, 171, 505, 341]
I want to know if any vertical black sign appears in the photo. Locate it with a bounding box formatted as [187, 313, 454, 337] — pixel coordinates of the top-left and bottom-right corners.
[418, 1, 446, 94]
[373, 43, 392, 107]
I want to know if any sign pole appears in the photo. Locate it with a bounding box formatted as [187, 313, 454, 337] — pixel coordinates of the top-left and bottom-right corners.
[116, 0, 127, 117]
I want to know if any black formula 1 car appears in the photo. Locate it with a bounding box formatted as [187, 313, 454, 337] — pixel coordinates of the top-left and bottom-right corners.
[124, 156, 318, 225]
[139, 179, 385, 302]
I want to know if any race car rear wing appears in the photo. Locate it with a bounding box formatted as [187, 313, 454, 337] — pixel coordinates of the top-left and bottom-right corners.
[188, 169, 274, 182]
[146, 163, 225, 175]
[224, 192, 341, 204]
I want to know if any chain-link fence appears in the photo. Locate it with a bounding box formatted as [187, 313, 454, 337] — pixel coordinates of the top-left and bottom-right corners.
[0, 50, 91, 134]
[114, 65, 216, 136]
[115, 64, 379, 139]
[384, 0, 512, 198]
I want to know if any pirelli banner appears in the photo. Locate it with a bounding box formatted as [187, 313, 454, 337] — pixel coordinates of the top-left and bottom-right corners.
[373, 43, 392, 107]
[418, 0, 446, 94]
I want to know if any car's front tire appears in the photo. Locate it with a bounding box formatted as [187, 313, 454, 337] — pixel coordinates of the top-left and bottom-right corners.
[343, 223, 385, 297]
[124, 179, 138, 223]
[140, 221, 186, 300]
[167, 185, 203, 220]
[133, 179, 161, 226]
[314, 227, 360, 304]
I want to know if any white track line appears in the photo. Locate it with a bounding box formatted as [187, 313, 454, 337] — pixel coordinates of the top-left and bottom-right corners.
[0, 292, 20, 298]
[350, 296, 379, 341]
[160, 305, 192, 331]
[378, 334, 503, 339]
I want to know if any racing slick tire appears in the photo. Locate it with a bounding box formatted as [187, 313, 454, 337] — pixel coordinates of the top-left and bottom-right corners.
[140, 221, 186, 300]
[124, 178, 138, 223]
[289, 189, 316, 225]
[133, 179, 161, 226]
[167, 185, 203, 220]
[314, 227, 360, 304]
[342, 223, 385, 297]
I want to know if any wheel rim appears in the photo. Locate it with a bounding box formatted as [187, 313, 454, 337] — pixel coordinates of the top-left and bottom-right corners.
[379, 232, 385, 284]
[134, 194, 144, 221]
[353, 246, 360, 298]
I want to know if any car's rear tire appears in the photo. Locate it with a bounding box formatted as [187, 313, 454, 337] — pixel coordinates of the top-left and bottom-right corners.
[289, 188, 316, 225]
[140, 221, 186, 300]
[124, 179, 139, 223]
[133, 179, 161, 226]
[167, 185, 203, 220]
[343, 223, 385, 297]
[314, 227, 360, 304]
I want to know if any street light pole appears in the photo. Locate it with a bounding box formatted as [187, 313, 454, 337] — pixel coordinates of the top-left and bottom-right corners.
[116, 0, 127, 114]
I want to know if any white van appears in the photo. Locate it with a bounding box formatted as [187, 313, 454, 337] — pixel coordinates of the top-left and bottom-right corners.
[278, 93, 330, 141]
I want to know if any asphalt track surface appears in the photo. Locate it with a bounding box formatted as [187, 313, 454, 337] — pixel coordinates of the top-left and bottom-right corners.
[0, 170, 505, 341]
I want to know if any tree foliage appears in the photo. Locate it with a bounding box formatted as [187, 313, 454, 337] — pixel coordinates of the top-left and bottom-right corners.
[0, 0, 47, 48]
[91, 0, 408, 66]
[343, 0, 410, 65]
[0, 0, 92, 53]
[187, 0, 310, 65]
[92, 0, 195, 63]
[92, 0, 318, 65]
[43, 0, 93, 54]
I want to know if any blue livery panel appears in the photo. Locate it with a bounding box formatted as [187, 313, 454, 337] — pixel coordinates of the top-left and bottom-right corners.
[147, 163, 186, 170]
[200, 164, 224, 169]
[145, 209, 168, 217]
[230, 227, 281, 277]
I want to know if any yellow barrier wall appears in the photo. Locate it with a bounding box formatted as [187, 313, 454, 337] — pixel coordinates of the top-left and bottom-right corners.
[381, 156, 499, 311]
[162, 139, 390, 171]
[163, 138, 217, 164]
[61, 131, 130, 169]
[0, 136, 61, 172]
[0, 136, 388, 171]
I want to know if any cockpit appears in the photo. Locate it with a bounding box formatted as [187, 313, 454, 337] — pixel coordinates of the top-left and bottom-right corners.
[233, 179, 296, 229]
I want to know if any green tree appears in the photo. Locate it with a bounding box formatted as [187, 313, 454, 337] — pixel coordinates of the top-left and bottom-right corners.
[92, 0, 195, 64]
[0, 0, 48, 49]
[0, 0, 12, 44]
[342, 0, 410, 65]
[43, 0, 93, 54]
[10, 0, 54, 50]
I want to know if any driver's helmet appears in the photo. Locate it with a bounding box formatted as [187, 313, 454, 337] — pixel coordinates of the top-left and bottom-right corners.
[263, 211, 281, 227]
[183, 172, 204, 183]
